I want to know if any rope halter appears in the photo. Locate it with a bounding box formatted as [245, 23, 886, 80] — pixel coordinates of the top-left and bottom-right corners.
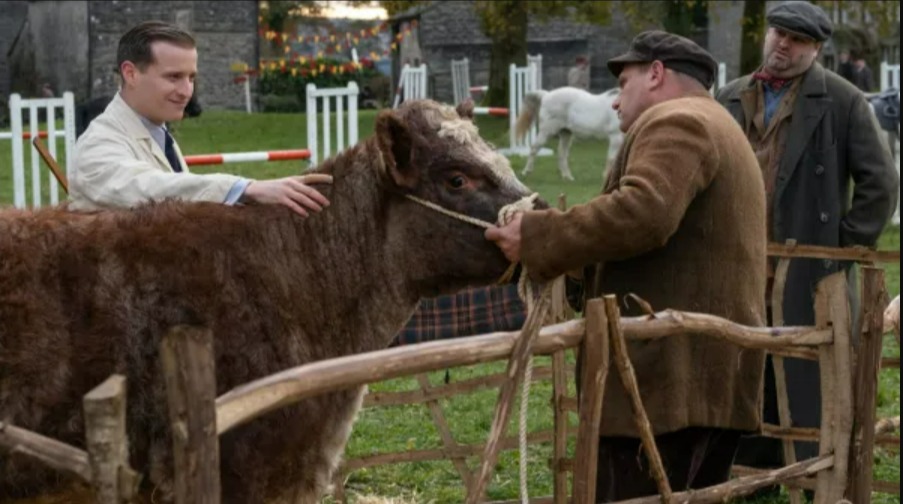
[404, 190, 570, 504]
[404, 192, 539, 230]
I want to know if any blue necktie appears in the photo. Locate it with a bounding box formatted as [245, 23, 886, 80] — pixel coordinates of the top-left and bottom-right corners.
[164, 129, 183, 173]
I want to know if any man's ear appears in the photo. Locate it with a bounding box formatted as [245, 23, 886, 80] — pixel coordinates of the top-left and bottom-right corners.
[648, 60, 666, 90]
[375, 110, 417, 189]
[120, 61, 138, 87]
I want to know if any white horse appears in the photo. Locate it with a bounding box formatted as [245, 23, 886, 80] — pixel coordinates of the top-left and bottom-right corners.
[515, 86, 623, 181]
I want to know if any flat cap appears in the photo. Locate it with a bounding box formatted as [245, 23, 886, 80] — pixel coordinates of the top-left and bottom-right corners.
[607, 31, 718, 89]
[766, 1, 833, 42]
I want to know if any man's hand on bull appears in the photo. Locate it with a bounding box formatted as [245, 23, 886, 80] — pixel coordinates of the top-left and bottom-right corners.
[485, 211, 523, 263]
[242, 174, 333, 217]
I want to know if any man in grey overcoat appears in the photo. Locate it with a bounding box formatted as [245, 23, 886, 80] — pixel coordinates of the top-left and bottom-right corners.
[715, 1, 899, 497]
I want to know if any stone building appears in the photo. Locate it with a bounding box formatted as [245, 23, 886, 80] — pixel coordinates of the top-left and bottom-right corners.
[388, 1, 642, 105]
[385, 1, 747, 105]
[386, 1, 900, 105]
[2, 0, 258, 112]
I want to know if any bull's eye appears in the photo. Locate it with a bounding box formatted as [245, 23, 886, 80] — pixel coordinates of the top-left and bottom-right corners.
[447, 175, 468, 190]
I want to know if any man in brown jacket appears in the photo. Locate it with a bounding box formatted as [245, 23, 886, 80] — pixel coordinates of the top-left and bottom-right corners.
[486, 31, 767, 501]
[715, 2, 898, 499]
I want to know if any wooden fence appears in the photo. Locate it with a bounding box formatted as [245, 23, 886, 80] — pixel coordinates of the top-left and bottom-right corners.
[0, 243, 899, 503]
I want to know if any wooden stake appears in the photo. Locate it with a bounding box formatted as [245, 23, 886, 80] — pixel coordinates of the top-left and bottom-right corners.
[770, 243, 802, 504]
[468, 283, 553, 503]
[32, 136, 70, 194]
[572, 298, 609, 504]
[551, 350, 570, 504]
[343, 428, 571, 470]
[416, 374, 473, 489]
[83, 374, 141, 503]
[759, 424, 898, 448]
[828, 272, 854, 501]
[847, 267, 887, 502]
[364, 365, 558, 407]
[812, 272, 852, 504]
[0, 421, 92, 482]
[216, 319, 585, 436]
[767, 242, 899, 263]
[160, 325, 221, 504]
[604, 295, 672, 503]
[619, 454, 834, 504]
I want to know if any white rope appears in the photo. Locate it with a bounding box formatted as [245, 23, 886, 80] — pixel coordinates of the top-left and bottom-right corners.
[518, 353, 533, 503]
[404, 191, 540, 502]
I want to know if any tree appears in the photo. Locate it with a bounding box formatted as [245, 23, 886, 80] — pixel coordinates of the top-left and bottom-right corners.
[474, 1, 615, 106]
[259, 0, 322, 51]
[739, 0, 766, 76]
[661, 0, 709, 39]
[379, 0, 423, 16]
[260, 1, 319, 33]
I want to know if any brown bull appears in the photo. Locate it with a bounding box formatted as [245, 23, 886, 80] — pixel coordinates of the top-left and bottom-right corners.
[0, 100, 537, 503]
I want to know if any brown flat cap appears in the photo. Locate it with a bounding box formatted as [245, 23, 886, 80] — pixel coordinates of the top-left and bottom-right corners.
[766, 1, 833, 42]
[607, 30, 718, 89]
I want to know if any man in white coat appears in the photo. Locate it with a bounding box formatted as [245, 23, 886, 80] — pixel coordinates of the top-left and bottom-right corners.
[70, 21, 330, 217]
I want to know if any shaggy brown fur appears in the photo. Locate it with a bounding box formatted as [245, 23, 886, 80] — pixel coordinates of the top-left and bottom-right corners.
[0, 100, 535, 503]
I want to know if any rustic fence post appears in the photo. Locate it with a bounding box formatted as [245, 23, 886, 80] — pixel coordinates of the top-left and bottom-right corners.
[160, 325, 221, 504]
[415, 374, 474, 489]
[83, 374, 141, 503]
[771, 239, 803, 504]
[467, 283, 554, 504]
[813, 272, 853, 504]
[572, 298, 610, 503]
[551, 349, 570, 504]
[847, 266, 888, 502]
[604, 295, 673, 503]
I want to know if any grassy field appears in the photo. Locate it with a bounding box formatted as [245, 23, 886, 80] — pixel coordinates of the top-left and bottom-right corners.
[0, 109, 898, 503]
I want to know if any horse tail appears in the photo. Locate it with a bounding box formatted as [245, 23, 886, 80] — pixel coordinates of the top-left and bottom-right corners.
[515, 90, 546, 141]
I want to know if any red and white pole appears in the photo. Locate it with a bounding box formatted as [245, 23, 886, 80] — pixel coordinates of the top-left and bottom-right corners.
[184, 149, 311, 166]
[472, 107, 508, 117]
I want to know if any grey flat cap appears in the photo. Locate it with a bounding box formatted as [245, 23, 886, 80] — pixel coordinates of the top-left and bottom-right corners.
[607, 30, 718, 89]
[766, 1, 833, 42]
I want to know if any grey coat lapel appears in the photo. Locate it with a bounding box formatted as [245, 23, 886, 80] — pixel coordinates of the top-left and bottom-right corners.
[774, 63, 831, 203]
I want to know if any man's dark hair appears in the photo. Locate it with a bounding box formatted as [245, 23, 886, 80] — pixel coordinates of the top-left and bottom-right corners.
[116, 21, 196, 72]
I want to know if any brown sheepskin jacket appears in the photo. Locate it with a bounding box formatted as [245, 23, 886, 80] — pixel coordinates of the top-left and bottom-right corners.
[521, 91, 767, 436]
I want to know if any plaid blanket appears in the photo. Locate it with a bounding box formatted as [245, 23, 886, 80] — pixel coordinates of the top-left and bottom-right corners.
[392, 283, 527, 346]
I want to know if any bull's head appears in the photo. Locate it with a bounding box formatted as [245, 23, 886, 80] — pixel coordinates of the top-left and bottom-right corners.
[374, 99, 546, 297]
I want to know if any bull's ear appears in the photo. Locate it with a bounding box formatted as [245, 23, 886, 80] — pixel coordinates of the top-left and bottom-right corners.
[375, 110, 417, 189]
[456, 98, 475, 120]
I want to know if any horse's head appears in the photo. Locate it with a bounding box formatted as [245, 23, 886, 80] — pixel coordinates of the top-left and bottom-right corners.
[374, 99, 545, 295]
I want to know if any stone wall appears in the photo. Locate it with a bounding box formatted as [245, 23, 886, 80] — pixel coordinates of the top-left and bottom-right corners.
[88, 0, 258, 110]
[0, 1, 29, 112]
[707, 0, 745, 85]
[408, 1, 655, 105]
[28, 1, 90, 101]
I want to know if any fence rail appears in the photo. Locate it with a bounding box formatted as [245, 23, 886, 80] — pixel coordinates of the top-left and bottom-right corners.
[0, 244, 898, 503]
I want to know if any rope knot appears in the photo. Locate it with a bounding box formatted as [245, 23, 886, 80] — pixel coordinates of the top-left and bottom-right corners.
[498, 192, 540, 226]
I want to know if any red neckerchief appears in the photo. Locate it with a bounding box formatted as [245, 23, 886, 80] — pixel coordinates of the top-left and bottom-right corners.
[753, 71, 792, 91]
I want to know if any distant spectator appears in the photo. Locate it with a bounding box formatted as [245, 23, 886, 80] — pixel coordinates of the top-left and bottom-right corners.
[853, 55, 875, 92]
[567, 56, 590, 90]
[836, 50, 855, 83]
[41, 83, 55, 98]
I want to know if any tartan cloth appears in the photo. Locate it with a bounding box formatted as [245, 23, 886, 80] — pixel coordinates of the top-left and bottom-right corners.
[392, 282, 527, 346]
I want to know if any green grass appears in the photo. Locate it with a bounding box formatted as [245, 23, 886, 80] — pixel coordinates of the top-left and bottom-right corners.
[1, 109, 898, 503]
